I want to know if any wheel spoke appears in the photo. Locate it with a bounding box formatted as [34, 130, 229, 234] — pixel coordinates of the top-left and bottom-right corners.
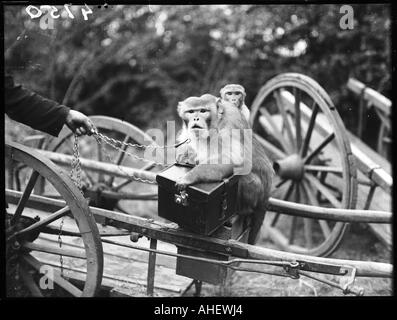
[288, 183, 300, 244]
[294, 87, 302, 152]
[83, 171, 95, 186]
[271, 181, 294, 227]
[304, 133, 335, 164]
[275, 179, 288, 189]
[299, 183, 313, 248]
[9, 206, 70, 240]
[7, 158, 15, 189]
[273, 90, 295, 150]
[12, 170, 40, 224]
[113, 178, 134, 191]
[305, 174, 341, 208]
[22, 253, 83, 297]
[115, 136, 130, 165]
[300, 102, 319, 157]
[254, 133, 287, 160]
[302, 179, 332, 238]
[304, 165, 343, 174]
[259, 107, 293, 153]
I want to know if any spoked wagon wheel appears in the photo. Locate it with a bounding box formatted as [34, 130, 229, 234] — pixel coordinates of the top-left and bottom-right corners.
[5, 141, 103, 297]
[250, 73, 357, 257]
[46, 116, 162, 216]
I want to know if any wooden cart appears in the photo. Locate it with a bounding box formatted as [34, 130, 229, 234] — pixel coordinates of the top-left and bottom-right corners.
[5, 73, 392, 297]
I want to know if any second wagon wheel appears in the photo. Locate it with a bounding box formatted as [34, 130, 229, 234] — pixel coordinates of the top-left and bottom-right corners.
[45, 116, 163, 216]
[250, 73, 357, 257]
[5, 141, 103, 297]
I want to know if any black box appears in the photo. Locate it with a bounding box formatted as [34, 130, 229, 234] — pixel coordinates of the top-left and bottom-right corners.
[156, 164, 239, 236]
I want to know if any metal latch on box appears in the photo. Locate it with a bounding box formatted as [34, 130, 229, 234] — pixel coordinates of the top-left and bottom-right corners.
[219, 178, 230, 220]
[175, 190, 189, 206]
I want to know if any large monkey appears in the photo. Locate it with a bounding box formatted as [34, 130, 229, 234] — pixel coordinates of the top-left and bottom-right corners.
[220, 84, 250, 123]
[175, 94, 273, 244]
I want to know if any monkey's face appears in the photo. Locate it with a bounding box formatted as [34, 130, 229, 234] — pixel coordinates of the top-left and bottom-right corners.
[184, 107, 211, 132]
[224, 91, 243, 108]
[177, 95, 219, 139]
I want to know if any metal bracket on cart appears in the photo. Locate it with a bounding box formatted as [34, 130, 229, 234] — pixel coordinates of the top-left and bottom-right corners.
[281, 260, 364, 296]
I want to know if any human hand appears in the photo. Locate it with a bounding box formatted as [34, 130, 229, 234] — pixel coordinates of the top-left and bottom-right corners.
[65, 110, 95, 136]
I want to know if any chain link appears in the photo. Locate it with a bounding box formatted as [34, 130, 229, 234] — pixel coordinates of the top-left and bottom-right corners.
[70, 133, 84, 194]
[68, 127, 189, 189]
[61, 133, 84, 279]
[92, 132, 158, 185]
[58, 217, 64, 278]
[93, 130, 188, 150]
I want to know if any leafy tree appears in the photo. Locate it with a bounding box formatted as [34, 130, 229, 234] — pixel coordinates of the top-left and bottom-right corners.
[4, 4, 391, 147]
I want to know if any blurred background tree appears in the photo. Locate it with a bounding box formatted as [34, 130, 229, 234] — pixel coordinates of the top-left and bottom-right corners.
[4, 4, 391, 147]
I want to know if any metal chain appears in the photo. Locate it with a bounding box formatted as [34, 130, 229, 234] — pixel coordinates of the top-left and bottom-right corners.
[58, 217, 64, 278]
[94, 130, 188, 150]
[60, 133, 84, 279]
[92, 127, 189, 166]
[70, 133, 84, 194]
[92, 133, 158, 185]
[68, 127, 189, 188]
[87, 126, 189, 185]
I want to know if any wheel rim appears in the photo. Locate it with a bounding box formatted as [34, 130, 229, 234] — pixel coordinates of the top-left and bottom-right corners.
[5, 141, 103, 297]
[46, 116, 162, 214]
[250, 73, 357, 257]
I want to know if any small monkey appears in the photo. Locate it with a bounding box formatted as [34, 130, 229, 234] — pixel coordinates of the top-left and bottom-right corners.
[175, 94, 273, 244]
[220, 84, 250, 123]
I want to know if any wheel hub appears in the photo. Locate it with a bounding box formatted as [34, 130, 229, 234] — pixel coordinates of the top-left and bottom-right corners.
[273, 154, 304, 181]
[87, 182, 118, 211]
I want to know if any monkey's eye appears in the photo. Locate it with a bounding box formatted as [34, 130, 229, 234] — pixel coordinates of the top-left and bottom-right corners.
[199, 109, 207, 113]
[186, 110, 195, 114]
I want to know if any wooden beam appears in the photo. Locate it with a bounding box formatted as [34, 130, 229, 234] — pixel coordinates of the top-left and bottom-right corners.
[347, 78, 391, 116]
[36, 149, 157, 183]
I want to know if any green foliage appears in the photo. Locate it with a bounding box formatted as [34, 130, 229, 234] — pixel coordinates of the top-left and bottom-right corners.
[4, 4, 391, 140]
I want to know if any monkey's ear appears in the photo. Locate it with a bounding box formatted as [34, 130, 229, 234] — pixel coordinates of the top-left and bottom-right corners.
[219, 87, 226, 99]
[177, 102, 185, 117]
[216, 98, 225, 115]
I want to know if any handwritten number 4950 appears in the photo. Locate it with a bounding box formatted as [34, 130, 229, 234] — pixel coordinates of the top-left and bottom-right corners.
[26, 4, 93, 21]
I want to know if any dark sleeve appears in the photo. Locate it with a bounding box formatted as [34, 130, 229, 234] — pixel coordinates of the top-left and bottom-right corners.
[4, 74, 71, 137]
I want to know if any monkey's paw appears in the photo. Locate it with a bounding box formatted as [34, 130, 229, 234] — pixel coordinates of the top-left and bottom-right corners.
[175, 176, 194, 191]
[176, 146, 197, 165]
